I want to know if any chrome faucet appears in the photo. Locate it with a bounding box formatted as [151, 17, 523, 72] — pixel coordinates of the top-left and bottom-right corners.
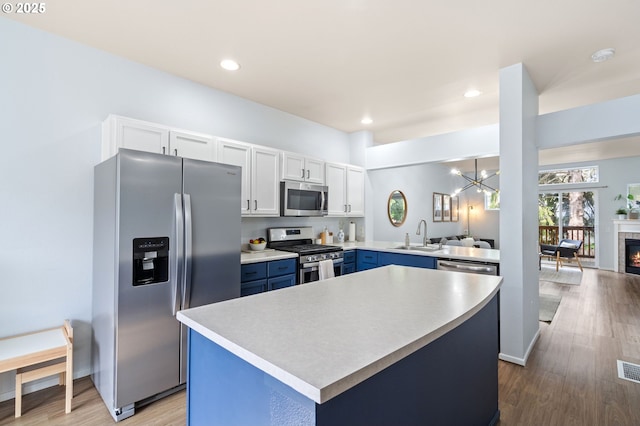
[416, 219, 428, 247]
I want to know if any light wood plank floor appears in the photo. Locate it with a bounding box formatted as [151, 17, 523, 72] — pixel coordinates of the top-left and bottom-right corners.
[1, 266, 639, 425]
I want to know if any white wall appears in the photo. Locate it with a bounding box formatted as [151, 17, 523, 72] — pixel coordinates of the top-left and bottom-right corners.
[368, 163, 467, 243]
[0, 18, 354, 400]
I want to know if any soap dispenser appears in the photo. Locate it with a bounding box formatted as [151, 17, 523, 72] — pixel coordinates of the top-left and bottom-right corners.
[405, 233, 410, 248]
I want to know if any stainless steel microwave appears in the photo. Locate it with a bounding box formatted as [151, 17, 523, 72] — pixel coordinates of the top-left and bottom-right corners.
[280, 181, 328, 217]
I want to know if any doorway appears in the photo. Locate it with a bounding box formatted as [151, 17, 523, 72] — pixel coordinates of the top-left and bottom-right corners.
[538, 191, 597, 268]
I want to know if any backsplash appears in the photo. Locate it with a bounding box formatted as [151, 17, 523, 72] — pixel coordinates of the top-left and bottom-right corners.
[241, 217, 365, 244]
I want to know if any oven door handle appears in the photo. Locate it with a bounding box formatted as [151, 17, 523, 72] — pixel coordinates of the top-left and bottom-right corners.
[301, 258, 344, 269]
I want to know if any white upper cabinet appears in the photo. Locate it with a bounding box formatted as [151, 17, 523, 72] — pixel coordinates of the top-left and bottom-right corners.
[252, 147, 280, 216]
[217, 138, 252, 214]
[346, 166, 365, 216]
[169, 131, 216, 162]
[102, 115, 216, 162]
[281, 152, 325, 184]
[218, 138, 280, 217]
[325, 162, 365, 217]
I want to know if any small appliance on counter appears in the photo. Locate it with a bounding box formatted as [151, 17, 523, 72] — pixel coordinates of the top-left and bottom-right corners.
[268, 226, 343, 283]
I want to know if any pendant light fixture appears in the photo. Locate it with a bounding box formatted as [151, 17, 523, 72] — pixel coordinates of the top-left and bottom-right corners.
[451, 159, 499, 196]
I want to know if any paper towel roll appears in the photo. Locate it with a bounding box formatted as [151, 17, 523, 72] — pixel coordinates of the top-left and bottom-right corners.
[348, 222, 356, 242]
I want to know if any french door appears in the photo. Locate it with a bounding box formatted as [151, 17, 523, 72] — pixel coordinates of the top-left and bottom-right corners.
[538, 191, 596, 262]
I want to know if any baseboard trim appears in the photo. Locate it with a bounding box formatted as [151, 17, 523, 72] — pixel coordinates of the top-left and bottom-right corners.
[499, 328, 541, 366]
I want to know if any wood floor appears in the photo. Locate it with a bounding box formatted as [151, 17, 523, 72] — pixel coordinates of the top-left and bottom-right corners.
[1, 266, 639, 425]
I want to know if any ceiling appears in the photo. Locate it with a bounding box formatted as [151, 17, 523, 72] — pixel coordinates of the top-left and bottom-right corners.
[7, 0, 640, 157]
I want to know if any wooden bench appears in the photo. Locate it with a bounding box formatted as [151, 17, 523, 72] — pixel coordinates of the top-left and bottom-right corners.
[0, 320, 73, 418]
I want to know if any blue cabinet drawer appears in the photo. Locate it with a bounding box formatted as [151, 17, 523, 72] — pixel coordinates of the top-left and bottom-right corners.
[343, 250, 356, 264]
[268, 274, 296, 291]
[268, 259, 296, 278]
[241, 263, 267, 282]
[356, 250, 379, 271]
[378, 253, 436, 269]
[240, 279, 268, 297]
[357, 250, 378, 265]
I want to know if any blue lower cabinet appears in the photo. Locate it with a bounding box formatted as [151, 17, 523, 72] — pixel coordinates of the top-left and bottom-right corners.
[356, 250, 379, 271]
[241, 262, 267, 282]
[241, 279, 268, 297]
[378, 252, 436, 269]
[267, 259, 296, 277]
[268, 274, 296, 291]
[241, 258, 297, 296]
[342, 250, 356, 275]
[356, 250, 436, 271]
[342, 262, 356, 275]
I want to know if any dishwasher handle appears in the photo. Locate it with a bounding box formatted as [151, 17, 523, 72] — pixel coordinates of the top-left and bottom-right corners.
[437, 260, 497, 275]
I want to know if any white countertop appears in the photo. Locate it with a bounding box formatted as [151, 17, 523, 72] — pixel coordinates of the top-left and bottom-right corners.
[330, 241, 500, 263]
[241, 240, 500, 265]
[177, 265, 502, 404]
[241, 249, 298, 264]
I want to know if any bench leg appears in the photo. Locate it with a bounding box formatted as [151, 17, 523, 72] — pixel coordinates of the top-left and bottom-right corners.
[65, 346, 73, 413]
[574, 253, 584, 272]
[15, 373, 23, 418]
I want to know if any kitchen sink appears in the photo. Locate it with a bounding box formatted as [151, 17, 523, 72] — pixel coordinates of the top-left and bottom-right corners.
[391, 244, 442, 252]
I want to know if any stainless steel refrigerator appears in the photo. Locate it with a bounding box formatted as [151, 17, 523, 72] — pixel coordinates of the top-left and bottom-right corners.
[91, 148, 241, 421]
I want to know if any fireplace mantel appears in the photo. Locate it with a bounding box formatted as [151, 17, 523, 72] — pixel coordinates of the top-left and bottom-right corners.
[613, 219, 640, 273]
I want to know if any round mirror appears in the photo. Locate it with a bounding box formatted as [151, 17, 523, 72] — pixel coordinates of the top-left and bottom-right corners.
[388, 190, 407, 227]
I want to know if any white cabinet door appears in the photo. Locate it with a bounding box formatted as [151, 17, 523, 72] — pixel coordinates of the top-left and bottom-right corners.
[217, 139, 251, 214]
[281, 152, 306, 182]
[326, 163, 365, 216]
[252, 147, 280, 216]
[281, 152, 325, 184]
[107, 116, 169, 159]
[326, 163, 347, 216]
[170, 131, 216, 162]
[305, 157, 325, 184]
[346, 166, 365, 216]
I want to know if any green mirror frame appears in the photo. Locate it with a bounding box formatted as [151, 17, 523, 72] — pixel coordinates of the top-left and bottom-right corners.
[388, 190, 407, 227]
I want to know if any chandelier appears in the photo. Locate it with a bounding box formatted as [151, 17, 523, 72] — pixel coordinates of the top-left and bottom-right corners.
[450, 159, 499, 196]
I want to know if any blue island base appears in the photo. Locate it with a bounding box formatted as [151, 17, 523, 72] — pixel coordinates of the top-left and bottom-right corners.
[187, 295, 499, 426]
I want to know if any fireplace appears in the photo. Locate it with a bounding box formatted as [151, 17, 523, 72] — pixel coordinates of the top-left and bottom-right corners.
[625, 239, 640, 275]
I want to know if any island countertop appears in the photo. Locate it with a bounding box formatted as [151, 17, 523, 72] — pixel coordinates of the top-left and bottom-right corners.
[177, 265, 502, 405]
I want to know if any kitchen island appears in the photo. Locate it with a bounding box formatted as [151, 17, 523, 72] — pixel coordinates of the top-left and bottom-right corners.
[177, 265, 502, 425]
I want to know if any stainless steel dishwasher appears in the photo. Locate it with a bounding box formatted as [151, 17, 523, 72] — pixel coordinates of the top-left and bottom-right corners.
[436, 259, 499, 275]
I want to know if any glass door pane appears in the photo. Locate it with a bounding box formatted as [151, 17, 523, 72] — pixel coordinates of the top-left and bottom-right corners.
[539, 193, 560, 244]
[562, 191, 595, 258]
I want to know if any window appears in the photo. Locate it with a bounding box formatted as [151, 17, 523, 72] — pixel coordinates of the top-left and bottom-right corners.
[484, 192, 500, 210]
[538, 166, 598, 185]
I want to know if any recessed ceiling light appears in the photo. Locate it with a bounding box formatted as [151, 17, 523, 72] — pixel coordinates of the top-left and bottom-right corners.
[361, 117, 373, 125]
[220, 59, 240, 71]
[591, 48, 615, 63]
[464, 89, 481, 98]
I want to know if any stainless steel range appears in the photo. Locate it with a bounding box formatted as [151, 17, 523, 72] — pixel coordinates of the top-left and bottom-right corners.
[267, 226, 343, 283]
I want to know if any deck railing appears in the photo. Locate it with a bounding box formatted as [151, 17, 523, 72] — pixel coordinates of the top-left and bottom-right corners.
[538, 225, 595, 258]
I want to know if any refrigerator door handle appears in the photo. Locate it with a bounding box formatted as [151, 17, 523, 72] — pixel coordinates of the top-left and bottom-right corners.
[172, 193, 184, 316]
[182, 193, 193, 309]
